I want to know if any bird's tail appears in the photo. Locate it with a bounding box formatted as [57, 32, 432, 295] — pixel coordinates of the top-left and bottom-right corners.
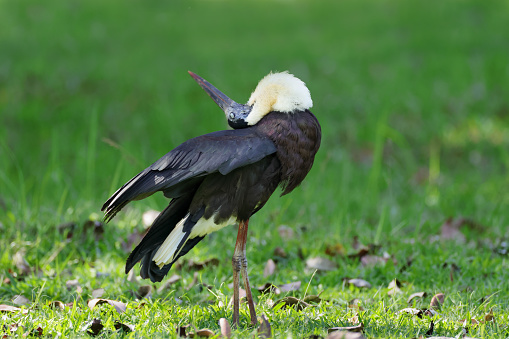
[125, 195, 206, 283]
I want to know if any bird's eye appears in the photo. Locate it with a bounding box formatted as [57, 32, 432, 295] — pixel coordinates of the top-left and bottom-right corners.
[229, 113, 235, 119]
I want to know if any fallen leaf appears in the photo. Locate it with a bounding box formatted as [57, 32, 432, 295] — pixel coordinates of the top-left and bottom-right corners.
[135, 285, 152, 299]
[277, 225, 294, 239]
[157, 274, 181, 293]
[85, 318, 104, 336]
[360, 255, 386, 267]
[3, 277, 11, 284]
[440, 217, 484, 242]
[176, 324, 190, 337]
[326, 330, 366, 339]
[57, 221, 77, 239]
[348, 298, 364, 311]
[345, 278, 371, 289]
[273, 247, 287, 258]
[398, 308, 423, 318]
[387, 279, 402, 296]
[484, 308, 494, 322]
[13, 251, 31, 276]
[191, 329, 215, 337]
[328, 323, 363, 333]
[257, 283, 280, 295]
[49, 301, 65, 310]
[91, 288, 105, 299]
[12, 295, 30, 306]
[430, 293, 445, 309]
[87, 298, 127, 313]
[219, 318, 231, 338]
[142, 210, 160, 228]
[325, 243, 345, 257]
[279, 281, 301, 293]
[257, 314, 271, 338]
[83, 220, 104, 241]
[263, 259, 276, 277]
[348, 314, 360, 324]
[407, 292, 427, 305]
[273, 296, 311, 311]
[66, 279, 80, 290]
[306, 257, 338, 271]
[0, 305, 20, 313]
[303, 295, 322, 304]
[114, 321, 134, 333]
[186, 258, 219, 271]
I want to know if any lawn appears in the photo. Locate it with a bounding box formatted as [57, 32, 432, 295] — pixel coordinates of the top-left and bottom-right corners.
[1, 0, 509, 337]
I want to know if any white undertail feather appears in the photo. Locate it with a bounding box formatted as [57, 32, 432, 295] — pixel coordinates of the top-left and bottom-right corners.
[245, 71, 313, 126]
[153, 213, 190, 267]
[153, 213, 237, 268]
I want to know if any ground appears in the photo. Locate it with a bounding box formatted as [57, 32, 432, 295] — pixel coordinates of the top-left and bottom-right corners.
[1, 0, 508, 337]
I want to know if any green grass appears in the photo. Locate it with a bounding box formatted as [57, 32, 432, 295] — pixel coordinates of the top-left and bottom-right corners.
[1, 0, 509, 337]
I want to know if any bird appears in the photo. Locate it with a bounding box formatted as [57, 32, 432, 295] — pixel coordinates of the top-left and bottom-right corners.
[101, 70, 321, 326]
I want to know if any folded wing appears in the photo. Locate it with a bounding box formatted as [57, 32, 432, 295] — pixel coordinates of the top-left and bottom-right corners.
[101, 129, 277, 222]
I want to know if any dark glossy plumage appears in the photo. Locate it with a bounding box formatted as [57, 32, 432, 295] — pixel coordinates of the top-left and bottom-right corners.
[102, 109, 321, 282]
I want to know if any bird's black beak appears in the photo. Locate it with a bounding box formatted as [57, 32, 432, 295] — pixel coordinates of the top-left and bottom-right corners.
[188, 71, 251, 129]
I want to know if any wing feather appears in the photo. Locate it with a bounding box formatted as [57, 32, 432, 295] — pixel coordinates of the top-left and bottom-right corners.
[102, 129, 276, 221]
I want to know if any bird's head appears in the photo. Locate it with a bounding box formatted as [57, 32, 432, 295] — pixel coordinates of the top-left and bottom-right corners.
[189, 71, 313, 129]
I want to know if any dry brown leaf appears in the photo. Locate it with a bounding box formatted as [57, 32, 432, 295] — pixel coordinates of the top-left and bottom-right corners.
[176, 324, 190, 337]
[3, 277, 11, 284]
[87, 298, 127, 313]
[430, 293, 445, 309]
[188, 328, 215, 337]
[49, 300, 65, 310]
[348, 298, 364, 311]
[13, 251, 31, 276]
[219, 318, 231, 338]
[440, 217, 485, 242]
[398, 308, 424, 318]
[186, 258, 219, 271]
[303, 295, 322, 304]
[325, 243, 345, 257]
[91, 288, 105, 299]
[484, 308, 495, 322]
[0, 305, 20, 313]
[257, 314, 272, 338]
[135, 285, 152, 299]
[157, 274, 181, 293]
[360, 255, 386, 267]
[345, 278, 371, 289]
[328, 323, 363, 333]
[277, 225, 294, 239]
[83, 220, 104, 240]
[279, 281, 301, 293]
[263, 259, 276, 277]
[12, 295, 30, 306]
[85, 318, 104, 336]
[407, 292, 427, 305]
[327, 330, 366, 339]
[114, 321, 134, 333]
[348, 314, 360, 324]
[257, 283, 280, 295]
[273, 247, 287, 258]
[306, 257, 338, 271]
[387, 279, 402, 296]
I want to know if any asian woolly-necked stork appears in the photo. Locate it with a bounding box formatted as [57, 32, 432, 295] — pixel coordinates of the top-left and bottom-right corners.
[102, 71, 321, 326]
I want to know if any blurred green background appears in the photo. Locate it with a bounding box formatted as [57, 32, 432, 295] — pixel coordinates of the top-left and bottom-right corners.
[1, 0, 508, 255]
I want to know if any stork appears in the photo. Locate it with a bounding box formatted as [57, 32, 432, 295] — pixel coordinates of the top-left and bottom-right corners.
[102, 71, 321, 326]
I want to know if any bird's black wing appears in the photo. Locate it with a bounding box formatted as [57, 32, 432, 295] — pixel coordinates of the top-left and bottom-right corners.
[101, 129, 276, 221]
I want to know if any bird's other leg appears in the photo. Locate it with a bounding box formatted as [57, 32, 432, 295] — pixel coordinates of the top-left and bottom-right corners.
[232, 219, 257, 327]
[239, 219, 257, 325]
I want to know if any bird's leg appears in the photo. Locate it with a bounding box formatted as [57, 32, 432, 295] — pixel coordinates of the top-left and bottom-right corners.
[232, 219, 257, 327]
